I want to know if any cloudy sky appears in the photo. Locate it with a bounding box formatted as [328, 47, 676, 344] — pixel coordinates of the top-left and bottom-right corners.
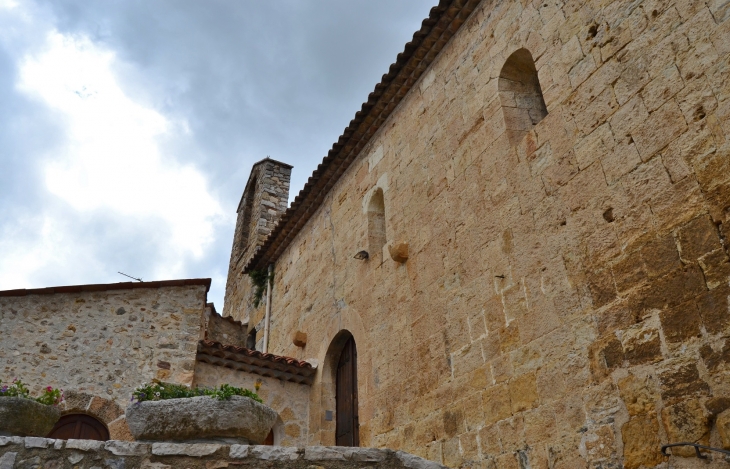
[0, 0, 432, 308]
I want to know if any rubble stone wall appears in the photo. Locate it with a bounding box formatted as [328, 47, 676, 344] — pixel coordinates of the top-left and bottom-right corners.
[0, 284, 208, 439]
[252, 0, 730, 467]
[192, 361, 310, 446]
[203, 306, 248, 347]
[0, 437, 448, 469]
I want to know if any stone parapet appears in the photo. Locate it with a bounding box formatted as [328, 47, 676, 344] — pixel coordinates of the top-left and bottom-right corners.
[0, 437, 449, 469]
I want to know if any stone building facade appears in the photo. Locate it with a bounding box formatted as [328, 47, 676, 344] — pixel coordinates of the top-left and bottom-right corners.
[0, 280, 314, 446]
[224, 0, 730, 467]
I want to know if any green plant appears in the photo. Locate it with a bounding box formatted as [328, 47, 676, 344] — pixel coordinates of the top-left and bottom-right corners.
[0, 379, 64, 406]
[131, 382, 262, 404]
[248, 268, 274, 308]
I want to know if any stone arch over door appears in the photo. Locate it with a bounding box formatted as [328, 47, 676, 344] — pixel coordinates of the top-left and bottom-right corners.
[47, 413, 109, 441]
[58, 391, 131, 440]
[312, 305, 367, 446]
[321, 330, 359, 447]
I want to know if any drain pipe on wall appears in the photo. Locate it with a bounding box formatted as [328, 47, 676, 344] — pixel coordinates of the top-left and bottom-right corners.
[262, 263, 273, 354]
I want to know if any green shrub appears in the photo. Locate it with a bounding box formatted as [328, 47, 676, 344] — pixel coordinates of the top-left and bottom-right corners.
[0, 379, 64, 406]
[131, 382, 262, 404]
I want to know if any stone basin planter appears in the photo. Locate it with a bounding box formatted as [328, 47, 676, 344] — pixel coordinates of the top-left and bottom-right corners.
[125, 395, 278, 444]
[0, 397, 61, 437]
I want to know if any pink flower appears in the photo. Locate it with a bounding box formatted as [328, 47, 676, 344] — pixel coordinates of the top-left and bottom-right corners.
[47, 386, 53, 392]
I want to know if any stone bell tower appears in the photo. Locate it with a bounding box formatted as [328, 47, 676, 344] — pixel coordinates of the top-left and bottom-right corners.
[223, 157, 292, 321]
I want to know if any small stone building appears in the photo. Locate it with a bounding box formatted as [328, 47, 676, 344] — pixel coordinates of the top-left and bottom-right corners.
[0, 280, 314, 446]
[222, 0, 730, 467]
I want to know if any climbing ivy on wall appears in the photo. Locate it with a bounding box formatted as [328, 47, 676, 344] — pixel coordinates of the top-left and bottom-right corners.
[248, 269, 274, 308]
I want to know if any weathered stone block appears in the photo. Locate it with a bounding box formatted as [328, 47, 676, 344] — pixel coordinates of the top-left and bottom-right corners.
[621, 323, 662, 365]
[508, 373, 538, 413]
[699, 340, 730, 373]
[249, 445, 299, 460]
[698, 248, 730, 290]
[589, 335, 624, 382]
[658, 360, 711, 405]
[482, 383, 511, 425]
[677, 215, 722, 262]
[633, 265, 706, 313]
[632, 99, 687, 161]
[661, 399, 710, 457]
[659, 300, 702, 343]
[617, 373, 658, 416]
[640, 234, 680, 278]
[104, 441, 149, 456]
[65, 439, 105, 452]
[696, 284, 730, 334]
[621, 414, 662, 469]
[717, 408, 730, 449]
[151, 443, 221, 457]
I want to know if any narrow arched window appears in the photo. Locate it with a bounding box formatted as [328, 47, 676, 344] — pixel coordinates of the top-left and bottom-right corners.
[498, 48, 548, 146]
[367, 188, 386, 256]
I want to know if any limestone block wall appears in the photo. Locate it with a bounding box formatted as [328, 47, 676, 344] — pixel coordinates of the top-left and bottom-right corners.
[253, 0, 730, 467]
[0, 281, 209, 437]
[192, 361, 310, 446]
[202, 304, 248, 347]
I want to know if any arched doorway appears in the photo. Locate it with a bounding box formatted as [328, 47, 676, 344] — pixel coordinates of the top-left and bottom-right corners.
[336, 335, 359, 446]
[47, 414, 109, 441]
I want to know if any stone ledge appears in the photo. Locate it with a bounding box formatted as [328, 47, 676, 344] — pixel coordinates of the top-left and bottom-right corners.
[0, 438, 450, 468]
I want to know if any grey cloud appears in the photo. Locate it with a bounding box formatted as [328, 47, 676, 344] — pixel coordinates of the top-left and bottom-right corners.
[0, 0, 434, 308]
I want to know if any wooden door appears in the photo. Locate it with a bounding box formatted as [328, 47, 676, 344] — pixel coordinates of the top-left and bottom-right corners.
[47, 414, 109, 441]
[336, 336, 359, 446]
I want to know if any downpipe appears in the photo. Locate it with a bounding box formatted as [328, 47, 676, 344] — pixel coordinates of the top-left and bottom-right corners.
[263, 264, 273, 353]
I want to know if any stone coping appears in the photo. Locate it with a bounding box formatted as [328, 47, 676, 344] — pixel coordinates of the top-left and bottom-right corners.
[0, 278, 212, 297]
[0, 437, 449, 469]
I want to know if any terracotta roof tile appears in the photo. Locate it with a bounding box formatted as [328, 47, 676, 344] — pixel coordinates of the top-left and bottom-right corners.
[197, 340, 316, 385]
[245, 0, 481, 272]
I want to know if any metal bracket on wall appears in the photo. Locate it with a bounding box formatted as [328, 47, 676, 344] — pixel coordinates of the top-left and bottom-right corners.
[661, 442, 730, 459]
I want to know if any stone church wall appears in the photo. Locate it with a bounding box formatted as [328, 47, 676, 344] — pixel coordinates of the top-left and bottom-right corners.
[256, 0, 730, 467]
[0, 281, 209, 436]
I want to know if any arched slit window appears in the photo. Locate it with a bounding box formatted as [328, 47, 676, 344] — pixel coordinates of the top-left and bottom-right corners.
[498, 48, 548, 146]
[367, 188, 386, 256]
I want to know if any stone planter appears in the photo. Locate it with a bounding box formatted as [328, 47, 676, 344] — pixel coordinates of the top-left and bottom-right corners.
[0, 397, 61, 437]
[125, 395, 278, 444]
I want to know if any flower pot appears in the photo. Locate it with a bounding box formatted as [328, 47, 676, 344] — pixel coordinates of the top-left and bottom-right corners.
[125, 395, 278, 444]
[0, 397, 61, 437]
